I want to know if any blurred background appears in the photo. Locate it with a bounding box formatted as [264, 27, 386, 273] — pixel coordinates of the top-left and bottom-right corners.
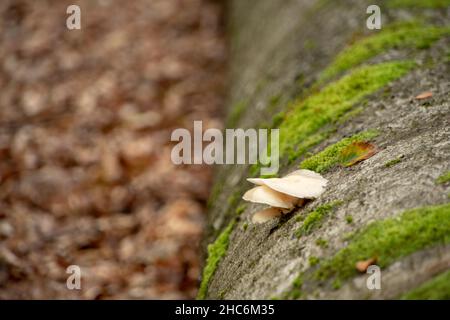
[0, 0, 226, 299]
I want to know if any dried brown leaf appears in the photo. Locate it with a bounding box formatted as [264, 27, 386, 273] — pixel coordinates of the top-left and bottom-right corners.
[355, 257, 377, 273]
[415, 91, 433, 100]
[340, 142, 377, 167]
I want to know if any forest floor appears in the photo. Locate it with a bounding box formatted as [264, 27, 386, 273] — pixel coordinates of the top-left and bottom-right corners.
[0, 0, 225, 299]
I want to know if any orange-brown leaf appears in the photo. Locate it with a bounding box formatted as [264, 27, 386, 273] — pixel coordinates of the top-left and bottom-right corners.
[340, 142, 377, 167]
[415, 91, 433, 100]
[355, 257, 377, 273]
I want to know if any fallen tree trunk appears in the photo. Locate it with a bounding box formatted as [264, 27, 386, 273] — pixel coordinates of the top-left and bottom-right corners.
[200, 0, 450, 299]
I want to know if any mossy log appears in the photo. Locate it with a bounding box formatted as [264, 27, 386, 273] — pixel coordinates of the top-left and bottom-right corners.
[200, 0, 450, 299]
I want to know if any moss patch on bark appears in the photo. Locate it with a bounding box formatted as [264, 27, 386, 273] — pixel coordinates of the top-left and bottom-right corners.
[388, 0, 450, 9]
[286, 203, 450, 298]
[279, 61, 415, 162]
[436, 171, 450, 184]
[315, 202, 450, 282]
[197, 220, 236, 299]
[318, 21, 449, 83]
[300, 130, 379, 173]
[295, 201, 343, 238]
[401, 270, 450, 299]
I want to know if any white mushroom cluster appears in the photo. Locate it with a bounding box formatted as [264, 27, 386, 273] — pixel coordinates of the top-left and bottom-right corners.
[242, 169, 328, 223]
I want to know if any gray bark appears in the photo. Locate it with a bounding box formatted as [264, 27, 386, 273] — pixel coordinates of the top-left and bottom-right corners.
[203, 0, 450, 299]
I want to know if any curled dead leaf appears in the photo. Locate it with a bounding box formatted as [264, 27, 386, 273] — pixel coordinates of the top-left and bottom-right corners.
[355, 257, 377, 273]
[415, 91, 433, 100]
[340, 141, 377, 167]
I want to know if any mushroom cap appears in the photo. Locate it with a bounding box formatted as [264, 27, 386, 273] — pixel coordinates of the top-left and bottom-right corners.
[247, 169, 327, 199]
[251, 207, 283, 224]
[243, 185, 298, 209]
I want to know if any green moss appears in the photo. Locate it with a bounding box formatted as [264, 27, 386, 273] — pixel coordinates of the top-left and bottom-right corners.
[319, 22, 449, 83]
[309, 256, 320, 267]
[384, 157, 403, 168]
[280, 61, 415, 163]
[270, 111, 285, 129]
[287, 130, 333, 165]
[218, 288, 227, 299]
[287, 273, 304, 299]
[242, 222, 248, 231]
[249, 163, 260, 177]
[251, 22, 446, 172]
[226, 100, 247, 128]
[235, 204, 247, 215]
[295, 201, 343, 238]
[315, 202, 450, 283]
[289, 288, 302, 299]
[227, 190, 242, 208]
[388, 0, 450, 8]
[342, 231, 356, 241]
[401, 270, 450, 300]
[299, 130, 379, 173]
[345, 215, 354, 224]
[197, 220, 236, 300]
[436, 171, 450, 184]
[315, 238, 329, 248]
[331, 278, 342, 290]
[304, 39, 317, 50]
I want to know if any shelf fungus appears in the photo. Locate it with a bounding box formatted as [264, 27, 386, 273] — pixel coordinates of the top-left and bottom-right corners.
[243, 185, 298, 209]
[243, 169, 328, 224]
[251, 207, 284, 224]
